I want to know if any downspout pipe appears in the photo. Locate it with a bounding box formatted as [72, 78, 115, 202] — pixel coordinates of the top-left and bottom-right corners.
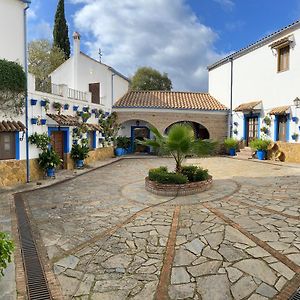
[229, 57, 233, 138]
[111, 73, 116, 111]
[23, 1, 31, 183]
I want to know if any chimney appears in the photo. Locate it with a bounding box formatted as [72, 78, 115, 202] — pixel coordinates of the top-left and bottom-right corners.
[73, 32, 81, 56]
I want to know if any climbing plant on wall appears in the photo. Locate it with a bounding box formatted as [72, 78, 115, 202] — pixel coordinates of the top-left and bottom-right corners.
[0, 59, 26, 116]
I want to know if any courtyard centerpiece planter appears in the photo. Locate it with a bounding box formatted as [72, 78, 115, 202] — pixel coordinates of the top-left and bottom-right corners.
[249, 138, 270, 160]
[224, 138, 239, 156]
[145, 166, 212, 196]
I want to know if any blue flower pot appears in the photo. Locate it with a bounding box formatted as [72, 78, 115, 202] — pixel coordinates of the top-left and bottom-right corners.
[92, 109, 97, 114]
[229, 148, 236, 156]
[73, 140, 78, 145]
[46, 168, 55, 177]
[115, 148, 124, 156]
[64, 104, 69, 110]
[105, 112, 110, 117]
[41, 119, 47, 125]
[31, 118, 38, 125]
[292, 117, 298, 123]
[41, 100, 47, 106]
[75, 160, 84, 168]
[73, 105, 79, 111]
[83, 107, 88, 112]
[257, 150, 266, 160]
[31, 99, 38, 105]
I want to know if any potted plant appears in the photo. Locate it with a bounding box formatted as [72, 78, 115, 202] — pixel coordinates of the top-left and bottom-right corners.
[31, 99, 37, 105]
[233, 129, 238, 135]
[292, 116, 298, 123]
[64, 103, 69, 110]
[260, 126, 269, 135]
[292, 133, 299, 141]
[38, 148, 62, 177]
[115, 136, 131, 156]
[73, 105, 79, 111]
[40, 118, 47, 125]
[81, 111, 91, 123]
[53, 102, 62, 114]
[249, 138, 271, 160]
[70, 139, 90, 168]
[224, 138, 239, 156]
[31, 118, 38, 124]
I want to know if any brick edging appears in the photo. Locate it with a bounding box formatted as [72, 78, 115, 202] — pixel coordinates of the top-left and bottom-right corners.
[145, 176, 213, 196]
[155, 205, 181, 300]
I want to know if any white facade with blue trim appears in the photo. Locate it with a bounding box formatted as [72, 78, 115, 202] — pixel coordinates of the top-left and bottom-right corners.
[208, 20, 300, 145]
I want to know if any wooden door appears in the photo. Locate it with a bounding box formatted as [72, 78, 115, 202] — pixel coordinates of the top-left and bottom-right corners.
[247, 117, 258, 145]
[278, 115, 287, 142]
[50, 131, 64, 168]
[133, 127, 149, 153]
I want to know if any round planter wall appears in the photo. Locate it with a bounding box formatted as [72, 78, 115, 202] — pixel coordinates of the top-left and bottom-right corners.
[145, 176, 213, 197]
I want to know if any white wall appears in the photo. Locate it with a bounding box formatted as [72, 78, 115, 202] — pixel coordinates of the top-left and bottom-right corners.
[209, 25, 300, 142]
[0, 0, 25, 66]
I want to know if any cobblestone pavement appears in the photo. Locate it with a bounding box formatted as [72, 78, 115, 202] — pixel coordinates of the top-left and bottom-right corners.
[12, 158, 300, 299]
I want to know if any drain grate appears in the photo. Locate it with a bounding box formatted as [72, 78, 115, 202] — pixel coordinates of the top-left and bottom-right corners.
[290, 290, 300, 300]
[14, 194, 52, 300]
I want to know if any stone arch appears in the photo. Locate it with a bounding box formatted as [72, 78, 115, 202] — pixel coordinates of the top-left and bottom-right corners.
[164, 121, 210, 139]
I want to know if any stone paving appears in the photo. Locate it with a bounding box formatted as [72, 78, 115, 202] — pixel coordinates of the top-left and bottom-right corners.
[2, 157, 300, 299]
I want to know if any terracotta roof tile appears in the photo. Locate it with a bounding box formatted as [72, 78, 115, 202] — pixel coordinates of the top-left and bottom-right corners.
[269, 105, 290, 115]
[113, 91, 228, 111]
[0, 120, 26, 132]
[47, 114, 102, 131]
[234, 101, 262, 112]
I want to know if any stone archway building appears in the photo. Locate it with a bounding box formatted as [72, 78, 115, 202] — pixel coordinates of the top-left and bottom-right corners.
[113, 91, 228, 141]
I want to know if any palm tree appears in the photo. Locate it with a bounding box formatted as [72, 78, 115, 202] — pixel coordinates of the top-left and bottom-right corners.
[141, 124, 217, 173]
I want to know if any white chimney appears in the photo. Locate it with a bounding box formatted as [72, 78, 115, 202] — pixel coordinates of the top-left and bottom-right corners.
[73, 31, 81, 56]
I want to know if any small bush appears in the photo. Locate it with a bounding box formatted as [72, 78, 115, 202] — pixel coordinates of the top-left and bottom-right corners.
[0, 232, 14, 277]
[149, 167, 188, 184]
[249, 139, 270, 151]
[224, 138, 239, 150]
[181, 165, 209, 182]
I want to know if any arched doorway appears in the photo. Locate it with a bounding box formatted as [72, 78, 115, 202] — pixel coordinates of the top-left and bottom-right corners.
[164, 121, 210, 139]
[119, 119, 154, 153]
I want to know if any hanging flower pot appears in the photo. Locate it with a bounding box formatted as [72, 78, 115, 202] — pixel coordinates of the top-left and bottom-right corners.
[64, 104, 69, 110]
[292, 133, 299, 141]
[41, 100, 47, 106]
[40, 119, 47, 125]
[292, 117, 298, 123]
[31, 118, 38, 125]
[31, 99, 38, 105]
[73, 105, 79, 111]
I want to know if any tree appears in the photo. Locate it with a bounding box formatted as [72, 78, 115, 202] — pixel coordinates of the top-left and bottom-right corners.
[130, 67, 172, 91]
[0, 59, 26, 116]
[28, 40, 65, 91]
[53, 0, 70, 59]
[141, 124, 216, 173]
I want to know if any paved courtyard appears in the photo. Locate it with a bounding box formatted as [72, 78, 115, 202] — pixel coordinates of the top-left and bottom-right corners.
[15, 158, 300, 299]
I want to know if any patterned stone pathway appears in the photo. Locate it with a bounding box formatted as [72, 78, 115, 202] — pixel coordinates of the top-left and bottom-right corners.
[12, 158, 300, 299]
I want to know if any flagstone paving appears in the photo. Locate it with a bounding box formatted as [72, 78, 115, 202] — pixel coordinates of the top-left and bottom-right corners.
[13, 158, 300, 299]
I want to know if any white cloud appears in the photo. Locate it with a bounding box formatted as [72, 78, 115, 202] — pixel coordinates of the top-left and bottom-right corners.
[71, 0, 227, 91]
[213, 0, 235, 11]
[28, 20, 52, 41]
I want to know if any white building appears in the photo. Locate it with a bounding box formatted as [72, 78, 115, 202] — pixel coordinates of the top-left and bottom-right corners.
[208, 20, 300, 146]
[0, 1, 129, 186]
[50, 32, 130, 113]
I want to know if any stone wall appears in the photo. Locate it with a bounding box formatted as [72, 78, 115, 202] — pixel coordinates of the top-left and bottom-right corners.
[0, 159, 43, 187]
[66, 146, 114, 170]
[116, 110, 228, 141]
[275, 142, 300, 163]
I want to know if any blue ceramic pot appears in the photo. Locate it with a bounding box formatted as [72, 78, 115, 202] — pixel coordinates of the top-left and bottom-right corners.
[257, 150, 266, 160]
[115, 148, 124, 156]
[229, 148, 236, 156]
[75, 160, 84, 168]
[41, 119, 47, 125]
[31, 118, 38, 125]
[73, 105, 79, 111]
[31, 99, 37, 105]
[46, 168, 55, 177]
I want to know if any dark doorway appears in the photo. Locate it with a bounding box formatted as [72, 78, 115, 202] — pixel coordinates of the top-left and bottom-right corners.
[277, 115, 288, 142]
[50, 131, 64, 168]
[246, 116, 258, 145]
[164, 121, 210, 139]
[131, 126, 150, 153]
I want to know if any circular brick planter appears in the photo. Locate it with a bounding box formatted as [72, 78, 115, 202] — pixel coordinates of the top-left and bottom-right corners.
[145, 176, 213, 196]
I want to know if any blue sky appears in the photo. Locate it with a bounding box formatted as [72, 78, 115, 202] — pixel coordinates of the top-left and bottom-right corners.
[27, 0, 300, 91]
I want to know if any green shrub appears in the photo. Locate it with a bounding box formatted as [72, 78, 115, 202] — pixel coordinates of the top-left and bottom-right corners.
[0, 232, 14, 277]
[70, 139, 90, 161]
[38, 149, 62, 171]
[181, 165, 209, 182]
[148, 167, 188, 184]
[116, 136, 131, 148]
[29, 133, 51, 151]
[249, 138, 270, 151]
[224, 138, 239, 150]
